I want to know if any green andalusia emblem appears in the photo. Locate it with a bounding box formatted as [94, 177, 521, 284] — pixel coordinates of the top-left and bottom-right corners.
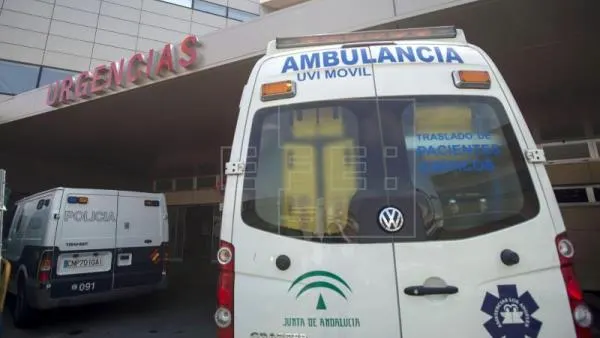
[288, 270, 352, 310]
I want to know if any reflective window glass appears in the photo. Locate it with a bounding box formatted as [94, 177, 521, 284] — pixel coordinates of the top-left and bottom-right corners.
[193, 0, 227, 16]
[161, 0, 192, 7]
[0, 60, 40, 95]
[241, 96, 540, 243]
[544, 143, 590, 161]
[228, 8, 258, 22]
[554, 188, 589, 204]
[38, 67, 78, 87]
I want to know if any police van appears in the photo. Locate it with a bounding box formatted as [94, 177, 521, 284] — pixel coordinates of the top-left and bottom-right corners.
[4, 187, 169, 328]
[214, 26, 594, 337]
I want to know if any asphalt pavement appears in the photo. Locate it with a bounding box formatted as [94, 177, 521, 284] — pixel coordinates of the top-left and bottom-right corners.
[4, 282, 600, 338]
[4, 281, 217, 338]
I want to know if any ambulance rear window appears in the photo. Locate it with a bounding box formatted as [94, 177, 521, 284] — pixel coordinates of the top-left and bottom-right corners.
[240, 96, 539, 243]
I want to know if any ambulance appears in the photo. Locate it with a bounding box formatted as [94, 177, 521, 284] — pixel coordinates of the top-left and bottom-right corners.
[214, 26, 594, 338]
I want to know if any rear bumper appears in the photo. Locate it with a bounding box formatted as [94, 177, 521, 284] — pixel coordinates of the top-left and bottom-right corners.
[26, 277, 168, 310]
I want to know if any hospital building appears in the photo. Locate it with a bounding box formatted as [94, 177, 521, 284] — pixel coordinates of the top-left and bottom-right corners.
[1, 0, 599, 299]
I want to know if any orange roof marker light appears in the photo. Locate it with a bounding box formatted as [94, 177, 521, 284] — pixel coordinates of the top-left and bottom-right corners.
[275, 26, 458, 49]
[452, 70, 492, 89]
[261, 80, 296, 101]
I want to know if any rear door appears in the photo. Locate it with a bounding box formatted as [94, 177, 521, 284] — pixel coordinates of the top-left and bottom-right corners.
[52, 190, 117, 298]
[231, 47, 403, 338]
[113, 191, 165, 289]
[369, 43, 575, 337]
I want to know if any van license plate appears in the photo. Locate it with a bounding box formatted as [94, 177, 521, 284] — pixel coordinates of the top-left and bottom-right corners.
[63, 257, 101, 268]
[57, 252, 112, 276]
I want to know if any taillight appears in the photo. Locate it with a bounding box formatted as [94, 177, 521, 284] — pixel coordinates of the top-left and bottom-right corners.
[556, 232, 594, 337]
[38, 251, 53, 284]
[215, 240, 234, 338]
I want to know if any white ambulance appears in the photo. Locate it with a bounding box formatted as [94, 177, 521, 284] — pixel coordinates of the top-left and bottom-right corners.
[214, 26, 594, 338]
[4, 188, 169, 328]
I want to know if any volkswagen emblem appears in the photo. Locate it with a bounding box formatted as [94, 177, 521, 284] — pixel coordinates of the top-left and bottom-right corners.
[378, 206, 404, 232]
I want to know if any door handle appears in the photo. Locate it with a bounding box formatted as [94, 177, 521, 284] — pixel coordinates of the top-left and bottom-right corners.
[500, 249, 520, 266]
[144, 239, 152, 244]
[404, 285, 459, 296]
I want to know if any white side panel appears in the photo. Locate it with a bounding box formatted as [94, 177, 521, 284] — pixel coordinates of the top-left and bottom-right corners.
[234, 230, 402, 338]
[116, 191, 164, 248]
[6, 192, 55, 260]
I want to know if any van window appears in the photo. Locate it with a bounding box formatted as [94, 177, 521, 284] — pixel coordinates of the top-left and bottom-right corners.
[10, 207, 25, 237]
[2, 205, 18, 239]
[240, 96, 539, 243]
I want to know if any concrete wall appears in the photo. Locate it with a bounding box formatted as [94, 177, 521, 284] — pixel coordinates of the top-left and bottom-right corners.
[560, 207, 600, 291]
[0, 151, 150, 194]
[1, 0, 488, 125]
[165, 189, 221, 205]
[523, 94, 600, 291]
[0, 0, 262, 72]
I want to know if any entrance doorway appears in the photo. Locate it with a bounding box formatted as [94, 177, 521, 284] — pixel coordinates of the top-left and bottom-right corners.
[166, 204, 219, 306]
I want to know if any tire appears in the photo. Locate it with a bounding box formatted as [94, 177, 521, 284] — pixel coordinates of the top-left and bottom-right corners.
[11, 279, 39, 329]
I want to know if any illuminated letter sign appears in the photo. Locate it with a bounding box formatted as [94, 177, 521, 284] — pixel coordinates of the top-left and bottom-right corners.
[46, 35, 201, 107]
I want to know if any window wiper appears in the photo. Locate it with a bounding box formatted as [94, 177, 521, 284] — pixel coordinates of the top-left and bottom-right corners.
[415, 188, 443, 237]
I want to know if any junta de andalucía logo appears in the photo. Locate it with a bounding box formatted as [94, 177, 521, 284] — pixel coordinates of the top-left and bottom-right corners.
[283, 270, 361, 329]
[288, 270, 352, 310]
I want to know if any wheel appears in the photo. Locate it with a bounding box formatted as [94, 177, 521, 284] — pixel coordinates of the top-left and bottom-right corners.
[11, 279, 38, 329]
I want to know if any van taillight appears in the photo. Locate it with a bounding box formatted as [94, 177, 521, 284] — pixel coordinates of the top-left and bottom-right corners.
[215, 240, 234, 338]
[38, 251, 53, 284]
[556, 232, 593, 337]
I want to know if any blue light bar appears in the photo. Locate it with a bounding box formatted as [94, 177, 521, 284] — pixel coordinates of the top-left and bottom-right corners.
[67, 196, 88, 204]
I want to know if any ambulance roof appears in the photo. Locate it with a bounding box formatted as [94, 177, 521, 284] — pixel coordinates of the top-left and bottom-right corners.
[266, 26, 468, 56]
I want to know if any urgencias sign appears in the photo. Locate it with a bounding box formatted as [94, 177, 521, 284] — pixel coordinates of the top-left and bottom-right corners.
[46, 35, 200, 107]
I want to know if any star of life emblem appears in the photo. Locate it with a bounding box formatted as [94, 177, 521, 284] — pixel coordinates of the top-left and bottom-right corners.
[481, 284, 543, 338]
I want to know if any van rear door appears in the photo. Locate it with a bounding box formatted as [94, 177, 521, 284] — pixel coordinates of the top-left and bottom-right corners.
[52, 189, 118, 298]
[113, 191, 165, 289]
[230, 47, 403, 338]
[368, 43, 576, 337]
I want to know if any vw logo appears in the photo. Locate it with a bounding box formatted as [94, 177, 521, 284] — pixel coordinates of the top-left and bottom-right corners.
[378, 206, 404, 232]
